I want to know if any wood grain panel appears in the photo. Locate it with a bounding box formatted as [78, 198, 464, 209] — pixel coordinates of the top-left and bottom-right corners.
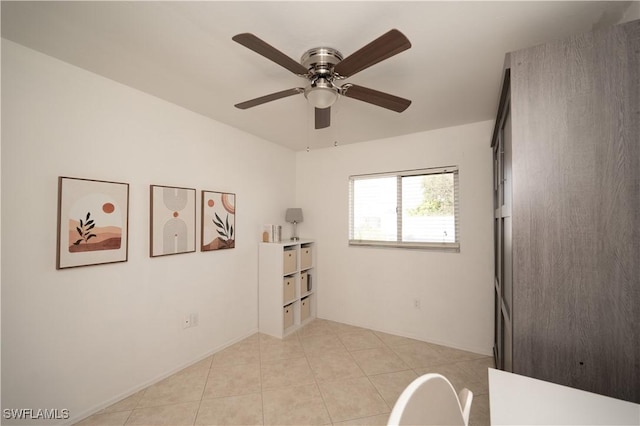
[510, 19, 639, 403]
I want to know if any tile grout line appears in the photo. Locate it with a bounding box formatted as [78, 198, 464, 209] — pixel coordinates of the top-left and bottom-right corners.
[335, 324, 392, 424]
[313, 327, 342, 425]
[300, 328, 333, 425]
[122, 385, 148, 425]
[191, 355, 213, 426]
[369, 331, 400, 420]
[122, 405, 136, 426]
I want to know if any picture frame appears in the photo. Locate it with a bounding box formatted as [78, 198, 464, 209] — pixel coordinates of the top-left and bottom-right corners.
[201, 190, 236, 251]
[150, 185, 196, 257]
[56, 176, 129, 269]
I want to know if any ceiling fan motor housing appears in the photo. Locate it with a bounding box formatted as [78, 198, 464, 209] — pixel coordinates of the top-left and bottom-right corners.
[301, 47, 344, 78]
[301, 47, 344, 108]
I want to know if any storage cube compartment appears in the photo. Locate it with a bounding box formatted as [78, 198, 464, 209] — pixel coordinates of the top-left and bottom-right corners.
[283, 248, 297, 275]
[283, 276, 295, 302]
[283, 303, 294, 329]
[306, 272, 312, 292]
[300, 296, 311, 322]
[299, 272, 308, 295]
[301, 245, 313, 269]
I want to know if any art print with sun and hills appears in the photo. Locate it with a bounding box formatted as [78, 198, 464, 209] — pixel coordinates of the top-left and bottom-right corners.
[202, 192, 235, 251]
[67, 195, 122, 253]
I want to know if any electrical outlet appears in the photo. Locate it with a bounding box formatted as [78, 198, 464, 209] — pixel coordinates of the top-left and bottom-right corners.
[183, 315, 191, 329]
[413, 298, 421, 310]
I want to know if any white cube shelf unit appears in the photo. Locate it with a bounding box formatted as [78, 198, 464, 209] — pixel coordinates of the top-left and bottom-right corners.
[258, 239, 316, 338]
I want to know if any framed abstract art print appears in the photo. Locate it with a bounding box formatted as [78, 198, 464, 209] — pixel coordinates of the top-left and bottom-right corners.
[56, 176, 129, 269]
[150, 185, 196, 257]
[201, 190, 236, 251]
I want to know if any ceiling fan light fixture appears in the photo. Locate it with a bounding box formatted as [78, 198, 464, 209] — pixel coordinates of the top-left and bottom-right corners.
[305, 85, 339, 109]
[305, 77, 338, 109]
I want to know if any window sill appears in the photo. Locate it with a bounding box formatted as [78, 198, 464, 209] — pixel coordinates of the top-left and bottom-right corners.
[349, 240, 460, 252]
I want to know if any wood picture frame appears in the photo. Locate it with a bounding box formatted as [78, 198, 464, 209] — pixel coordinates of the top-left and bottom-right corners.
[56, 176, 129, 269]
[150, 185, 196, 257]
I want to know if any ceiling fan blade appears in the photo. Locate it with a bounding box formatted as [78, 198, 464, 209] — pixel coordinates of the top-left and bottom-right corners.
[334, 29, 411, 78]
[315, 107, 331, 129]
[232, 33, 309, 76]
[341, 84, 411, 112]
[234, 88, 304, 109]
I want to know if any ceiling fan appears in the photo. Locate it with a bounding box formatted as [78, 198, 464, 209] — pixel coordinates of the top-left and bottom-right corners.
[232, 29, 412, 130]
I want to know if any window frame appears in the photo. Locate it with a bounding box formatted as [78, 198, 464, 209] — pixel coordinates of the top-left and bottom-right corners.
[348, 166, 460, 252]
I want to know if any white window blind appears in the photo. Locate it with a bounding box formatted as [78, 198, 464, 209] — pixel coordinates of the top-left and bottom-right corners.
[349, 166, 460, 251]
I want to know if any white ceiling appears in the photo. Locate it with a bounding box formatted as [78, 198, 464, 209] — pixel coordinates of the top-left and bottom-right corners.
[1, 1, 634, 151]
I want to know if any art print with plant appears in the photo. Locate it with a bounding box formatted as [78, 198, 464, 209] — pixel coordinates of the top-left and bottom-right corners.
[201, 190, 236, 251]
[57, 177, 129, 269]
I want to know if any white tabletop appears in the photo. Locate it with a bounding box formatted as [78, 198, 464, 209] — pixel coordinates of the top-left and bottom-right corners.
[488, 368, 640, 425]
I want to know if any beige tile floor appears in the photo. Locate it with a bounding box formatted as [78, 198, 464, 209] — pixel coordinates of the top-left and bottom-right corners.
[76, 319, 492, 425]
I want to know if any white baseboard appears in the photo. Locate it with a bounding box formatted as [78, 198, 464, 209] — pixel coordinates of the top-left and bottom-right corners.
[317, 316, 493, 357]
[66, 327, 259, 426]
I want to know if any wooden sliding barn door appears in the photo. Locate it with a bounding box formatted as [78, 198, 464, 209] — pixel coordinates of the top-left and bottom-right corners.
[509, 19, 639, 403]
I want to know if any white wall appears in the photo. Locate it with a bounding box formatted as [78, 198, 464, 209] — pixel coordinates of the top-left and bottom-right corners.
[295, 121, 494, 355]
[622, 2, 640, 22]
[1, 40, 295, 424]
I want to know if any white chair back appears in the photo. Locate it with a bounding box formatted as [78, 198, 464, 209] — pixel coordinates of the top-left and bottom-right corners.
[387, 373, 473, 426]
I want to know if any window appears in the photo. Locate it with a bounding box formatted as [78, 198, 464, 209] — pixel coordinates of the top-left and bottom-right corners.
[349, 166, 460, 251]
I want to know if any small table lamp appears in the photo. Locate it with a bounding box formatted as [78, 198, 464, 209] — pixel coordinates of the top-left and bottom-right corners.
[285, 208, 303, 241]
